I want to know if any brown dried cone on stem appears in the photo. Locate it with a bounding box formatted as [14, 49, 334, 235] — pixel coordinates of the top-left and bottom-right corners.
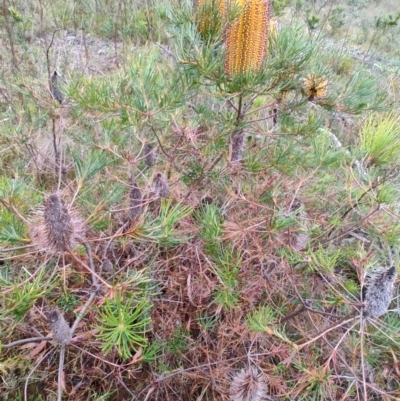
[153, 173, 170, 199]
[128, 179, 143, 221]
[143, 143, 156, 167]
[230, 130, 245, 163]
[51, 71, 64, 104]
[47, 309, 72, 345]
[362, 265, 397, 319]
[229, 366, 269, 401]
[30, 193, 85, 254]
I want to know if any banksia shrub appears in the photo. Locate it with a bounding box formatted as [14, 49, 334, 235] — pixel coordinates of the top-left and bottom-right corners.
[48, 309, 72, 345]
[224, 0, 272, 77]
[229, 366, 268, 401]
[302, 73, 328, 101]
[363, 265, 397, 319]
[30, 193, 85, 254]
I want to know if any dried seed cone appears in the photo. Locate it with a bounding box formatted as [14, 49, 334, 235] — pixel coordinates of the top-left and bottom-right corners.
[51, 71, 64, 104]
[231, 130, 245, 162]
[230, 366, 268, 401]
[154, 173, 170, 199]
[225, 0, 272, 77]
[30, 193, 85, 254]
[363, 266, 397, 319]
[128, 180, 143, 221]
[144, 143, 156, 167]
[302, 74, 328, 101]
[48, 310, 72, 345]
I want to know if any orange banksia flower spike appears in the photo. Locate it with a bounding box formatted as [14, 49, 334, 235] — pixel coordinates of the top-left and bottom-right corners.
[224, 0, 272, 77]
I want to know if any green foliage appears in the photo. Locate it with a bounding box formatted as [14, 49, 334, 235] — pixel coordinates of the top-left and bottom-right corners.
[96, 293, 152, 360]
[360, 112, 400, 166]
[133, 199, 193, 247]
[309, 245, 341, 275]
[212, 246, 241, 309]
[195, 202, 223, 256]
[1, 267, 56, 323]
[1, 0, 400, 399]
[68, 48, 189, 123]
[246, 305, 276, 333]
[74, 150, 115, 183]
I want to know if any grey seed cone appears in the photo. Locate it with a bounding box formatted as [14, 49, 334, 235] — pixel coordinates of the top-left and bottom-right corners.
[363, 265, 397, 319]
[30, 193, 85, 254]
[45, 194, 73, 252]
[128, 180, 143, 220]
[230, 366, 268, 401]
[144, 143, 156, 167]
[51, 71, 64, 104]
[154, 173, 170, 199]
[231, 131, 245, 163]
[48, 310, 72, 345]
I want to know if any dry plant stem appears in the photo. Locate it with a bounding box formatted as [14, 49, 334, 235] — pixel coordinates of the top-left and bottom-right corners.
[2, 0, 18, 71]
[70, 251, 110, 287]
[45, 30, 60, 88]
[360, 317, 368, 401]
[322, 205, 380, 246]
[230, 95, 245, 163]
[0, 244, 37, 253]
[323, 320, 359, 370]
[82, 241, 99, 287]
[296, 316, 357, 350]
[0, 199, 30, 224]
[57, 345, 66, 401]
[2, 336, 51, 349]
[70, 287, 98, 336]
[24, 349, 54, 401]
[70, 343, 142, 369]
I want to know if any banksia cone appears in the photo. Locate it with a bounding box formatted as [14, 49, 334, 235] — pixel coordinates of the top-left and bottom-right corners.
[302, 74, 328, 101]
[143, 143, 156, 167]
[363, 266, 397, 319]
[231, 130, 245, 162]
[225, 0, 272, 77]
[128, 179, 143, 221]
[230, 366, 268, 401]
[51, 71, 64, 104]
[196, 0, 226, 39]
[48, 309, 72, 345]
[30, 193, 85, 254]
[154, 173, 170, 199]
